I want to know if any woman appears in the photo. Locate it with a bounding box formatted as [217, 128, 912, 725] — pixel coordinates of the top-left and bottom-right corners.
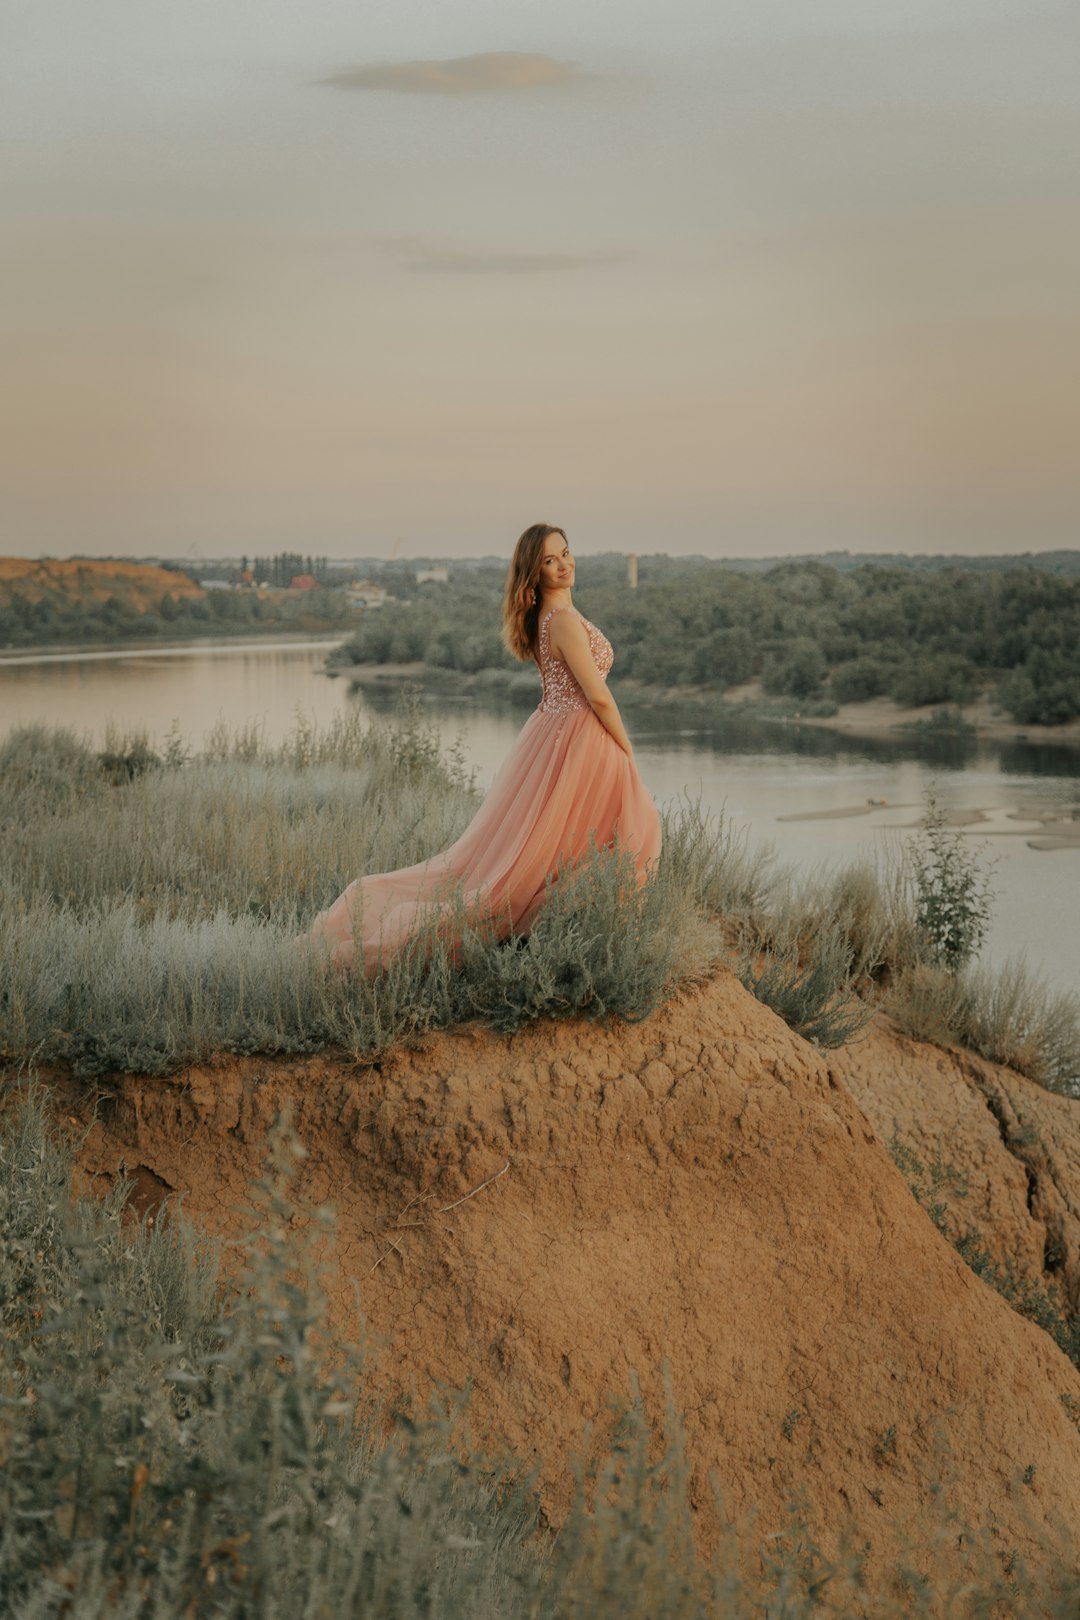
[301, 523, 662, 975]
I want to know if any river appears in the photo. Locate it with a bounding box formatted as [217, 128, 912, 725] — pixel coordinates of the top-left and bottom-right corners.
[1, 635, 1077, 997]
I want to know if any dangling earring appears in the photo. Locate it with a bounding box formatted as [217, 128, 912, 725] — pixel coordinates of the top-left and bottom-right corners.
[525, 587, 535, 607]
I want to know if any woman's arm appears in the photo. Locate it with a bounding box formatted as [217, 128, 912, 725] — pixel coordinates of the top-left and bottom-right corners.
[548, 612, 634, 758]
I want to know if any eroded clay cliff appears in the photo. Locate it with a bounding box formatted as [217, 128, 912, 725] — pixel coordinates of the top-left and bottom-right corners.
[34, 964, 1080, 1595]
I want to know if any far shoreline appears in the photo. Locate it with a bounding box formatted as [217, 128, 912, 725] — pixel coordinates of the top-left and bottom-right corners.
[0, 627, 351, 665]
[336, 659, 1080, 754]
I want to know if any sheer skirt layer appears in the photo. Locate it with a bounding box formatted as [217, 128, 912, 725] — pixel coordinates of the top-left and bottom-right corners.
[303, 705, 662, 975]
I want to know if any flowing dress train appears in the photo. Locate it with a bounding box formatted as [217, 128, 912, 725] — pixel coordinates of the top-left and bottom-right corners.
[301, 604, 663, 975]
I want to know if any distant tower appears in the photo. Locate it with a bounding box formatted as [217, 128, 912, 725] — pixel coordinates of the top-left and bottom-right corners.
[627, 553, 638, 590]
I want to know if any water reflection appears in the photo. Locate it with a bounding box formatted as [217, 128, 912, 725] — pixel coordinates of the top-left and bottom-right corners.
[623, 707, 984, 772]
[364, 678, 1079, 782]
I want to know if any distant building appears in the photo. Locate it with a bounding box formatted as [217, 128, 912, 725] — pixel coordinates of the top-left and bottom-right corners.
[198, 578, 232, 591]
[416, 566, 449, 585]
[627, 554, 638, 590]
[345, 579, 390, 609]
[289, 574, 319, 591]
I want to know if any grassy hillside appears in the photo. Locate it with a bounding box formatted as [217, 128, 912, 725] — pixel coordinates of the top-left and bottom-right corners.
[4, 692, 1080, 1612]
[0, 556, 206, 612]
[0, 555, 354, 648]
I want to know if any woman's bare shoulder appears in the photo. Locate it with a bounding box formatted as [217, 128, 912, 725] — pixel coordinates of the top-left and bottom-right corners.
[545, 605, 585, 638]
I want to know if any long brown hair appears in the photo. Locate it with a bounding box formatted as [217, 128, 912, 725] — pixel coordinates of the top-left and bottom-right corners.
[501, 523, 567, 662]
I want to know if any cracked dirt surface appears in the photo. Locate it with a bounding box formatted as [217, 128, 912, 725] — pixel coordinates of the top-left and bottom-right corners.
[833, 1018, 1080, 1318]
[15, 964, 1080, 1600]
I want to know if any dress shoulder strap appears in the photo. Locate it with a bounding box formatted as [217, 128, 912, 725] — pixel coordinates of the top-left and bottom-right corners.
[536, 602, 577, 664]
[539, 603, 576, 634]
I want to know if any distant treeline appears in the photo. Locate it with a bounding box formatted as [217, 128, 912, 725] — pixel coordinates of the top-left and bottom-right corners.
[198, 552, 339, 586]
[338, 556, 1080, 726]
[0, 580, 354, 649]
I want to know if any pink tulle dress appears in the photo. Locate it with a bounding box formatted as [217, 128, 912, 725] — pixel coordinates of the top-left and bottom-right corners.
[302, 604, 663, 975]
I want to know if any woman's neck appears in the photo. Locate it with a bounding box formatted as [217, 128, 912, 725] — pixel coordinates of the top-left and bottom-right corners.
[540, 586, 573, 614]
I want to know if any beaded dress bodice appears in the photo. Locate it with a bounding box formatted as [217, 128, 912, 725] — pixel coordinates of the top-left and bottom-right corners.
[536, 606, 614, 716]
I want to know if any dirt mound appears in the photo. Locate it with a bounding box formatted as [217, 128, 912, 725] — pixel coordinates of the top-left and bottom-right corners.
[0, 557, 205, 612]
[36, 966, 1080, 1594]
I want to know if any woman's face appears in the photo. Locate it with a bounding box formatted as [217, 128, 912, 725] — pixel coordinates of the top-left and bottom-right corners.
[537, 532, 574, 594]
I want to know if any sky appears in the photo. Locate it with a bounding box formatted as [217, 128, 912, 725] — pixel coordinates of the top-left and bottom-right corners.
[3, 0, 1079, 561]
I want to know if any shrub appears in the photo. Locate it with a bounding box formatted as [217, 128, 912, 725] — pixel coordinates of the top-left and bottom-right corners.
[96, 719, 164, 783]
[460, 834, 720, 1034]
[904, 707, 978, 738]
[882, 957, 1080, 1098]
[881, 961, 970, 1050]
[732, 916, 875, 1049]
[0, 720, 101, 810]
[780, 854, 919, 986]
[761, 638, 828, 700]
[889, 654, 979, 708]
[708, 840, 930, 1051]
[0, 695, 479, 923]
[904, 789, 996, 972]
[953, 957, 1080, 1097]
[659, 795, 777, 919]
[687, 626, 756, 688]
[829, 655, 893, 704]
[824, 855, 922, 983]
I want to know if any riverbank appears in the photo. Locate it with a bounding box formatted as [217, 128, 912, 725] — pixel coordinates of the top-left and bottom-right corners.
[0, 627, 350, 664]
[763, 685, 1080, 752]
[335, 658, 1080, 754]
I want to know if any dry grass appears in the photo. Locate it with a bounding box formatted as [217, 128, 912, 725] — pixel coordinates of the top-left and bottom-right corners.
[0, 708, 735, 1075]
[885, 958, 1080, 1098]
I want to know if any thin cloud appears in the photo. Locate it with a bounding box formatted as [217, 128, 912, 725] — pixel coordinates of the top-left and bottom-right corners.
[371, 234, 628, 275]
[314, 50, 586, 96]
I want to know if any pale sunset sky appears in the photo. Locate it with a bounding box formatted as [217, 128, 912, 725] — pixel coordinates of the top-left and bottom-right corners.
[3, 0, 1078, 560]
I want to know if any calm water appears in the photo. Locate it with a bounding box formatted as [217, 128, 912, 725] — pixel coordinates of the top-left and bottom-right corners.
[2, 636, 1078, 996]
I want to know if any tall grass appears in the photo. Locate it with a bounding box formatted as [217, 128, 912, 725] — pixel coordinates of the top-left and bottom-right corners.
[0, 705, 740, 1076]
[886, 959, 1080, 1098]
[0, 701, 480, 923]
[725, 849, 917, 1050]
[732, 921, 876, 1049]
[953, 957, 1080, 1094]
[3, 1087, 1078, 1618]
[722, 828, 1080, 1091]
[0, 1087, 542, 1617]
[2, 709, 1077, 1088]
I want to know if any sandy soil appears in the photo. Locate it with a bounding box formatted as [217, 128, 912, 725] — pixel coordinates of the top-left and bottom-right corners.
[24, 965, 1080, 1604]
[775, 798, 1080, 848]
[777, 690, 1080, 751]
